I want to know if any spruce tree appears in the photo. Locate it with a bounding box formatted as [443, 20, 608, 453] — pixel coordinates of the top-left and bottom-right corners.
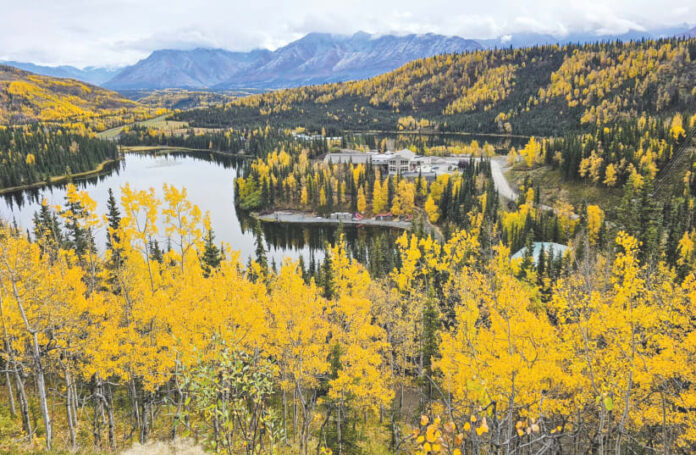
[321, 243, 334, 300]
[105, 188, 122, 270]
[253, 222, 269, 275]
[149, 239, 164, 263]
[201, 228, 222, 277]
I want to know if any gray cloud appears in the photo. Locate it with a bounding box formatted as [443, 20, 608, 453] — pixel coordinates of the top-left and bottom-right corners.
[0, 0, 693, 67]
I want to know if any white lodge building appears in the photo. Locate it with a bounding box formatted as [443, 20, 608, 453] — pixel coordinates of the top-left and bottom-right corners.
[324, 148, 466, 176]
[387, 149, 416, 174]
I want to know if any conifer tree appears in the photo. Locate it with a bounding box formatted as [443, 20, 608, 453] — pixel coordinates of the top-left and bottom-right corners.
[201, 228, 222, 277]
[253, 222, 269, 275]
[321, 243, 334, 299]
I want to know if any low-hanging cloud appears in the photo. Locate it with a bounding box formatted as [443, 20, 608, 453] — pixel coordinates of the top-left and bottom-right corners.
[0, 0, 693, 67]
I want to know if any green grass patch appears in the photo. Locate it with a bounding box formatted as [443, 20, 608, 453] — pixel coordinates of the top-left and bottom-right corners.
[97, 114, 189, 140]
[506, 164, 624, 212]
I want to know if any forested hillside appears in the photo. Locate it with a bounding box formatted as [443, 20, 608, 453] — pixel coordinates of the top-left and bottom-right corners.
[176, 38, 696, 136]
[0, 65, 162, 130]
[0, 67, 167, 190]
[0, 125, 118, 189]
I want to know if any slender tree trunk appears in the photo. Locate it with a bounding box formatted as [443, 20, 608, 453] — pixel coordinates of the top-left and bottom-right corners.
[4, 366, 16, 416]
[213, 414, 220, 452]
[316, 409, 332, 455]
[30, 331, 52, 449]
[140, 393, 149, 443]
[93, 378, 103, 447]
[101, 384, 116, 449]
[0, 298, 19, 419]
[67, 374, 79, 429]
[171, 386, 184, 440]
[4, 272, 52, 449]
[615, 326, 637, 455]
[282, 388, 288, 443]
[337, 402, 342, 455]
[13, 365, 32, 436]
[293, 389, 298, 442]
[615, 371, 633, 455]
[507, 377, 515, 455]
[130, 378, 141, 442]
[63, 362, 76, 447]
[661, 390, 671, 455]
[171, 360, 184, 440]
[3, 344, 16, 417]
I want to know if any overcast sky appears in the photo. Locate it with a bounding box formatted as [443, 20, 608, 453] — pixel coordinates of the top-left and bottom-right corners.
[0, 0, 693, 68]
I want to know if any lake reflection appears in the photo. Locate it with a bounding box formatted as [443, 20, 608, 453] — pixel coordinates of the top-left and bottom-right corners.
[0, 152, 400, 265]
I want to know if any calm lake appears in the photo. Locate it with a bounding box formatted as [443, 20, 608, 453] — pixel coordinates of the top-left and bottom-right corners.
[0, 152, 401, 266]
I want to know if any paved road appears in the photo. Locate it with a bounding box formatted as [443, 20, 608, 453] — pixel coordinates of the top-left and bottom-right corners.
[490, 157, 579, 219]
[490, 156, 518, 201]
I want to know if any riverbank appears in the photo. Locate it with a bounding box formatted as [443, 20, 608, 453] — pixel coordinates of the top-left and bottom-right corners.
[254, 210, 413, 230]
[0, 157, 122, 195]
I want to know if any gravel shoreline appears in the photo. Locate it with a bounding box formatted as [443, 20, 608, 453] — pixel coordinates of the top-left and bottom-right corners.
[254, 211, 412, 229]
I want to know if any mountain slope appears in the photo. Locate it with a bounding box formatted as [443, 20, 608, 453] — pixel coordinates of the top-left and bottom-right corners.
[175, 37, 696, 137]
[0, 61, 122, 85]
[105, 32, 482, 90]
[0, 65, 145, 126]
[105, 48, 272, 90]
[216, 32, 483, 89]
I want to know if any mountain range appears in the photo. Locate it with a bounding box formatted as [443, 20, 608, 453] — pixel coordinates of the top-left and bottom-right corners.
[0, 61, 122, 85]
[477, 25, 694, 49]
[104, 32, 482, 90]
[3, 26, 694, 92]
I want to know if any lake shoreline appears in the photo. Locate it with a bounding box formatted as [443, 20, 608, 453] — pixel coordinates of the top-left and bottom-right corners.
[253, 210, 413, 230]
[0, 146, 253, 196]
[122, 145, 255, 158]
[0, 157, 122, 195]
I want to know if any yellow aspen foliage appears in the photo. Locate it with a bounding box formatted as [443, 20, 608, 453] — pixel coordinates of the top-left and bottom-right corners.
[392, 180, 416, 216]
[357, 186, 367, 214]
[506, 146, 518, 166]
[424, 195, 439, 223]
[300, 185, 309, 205]
[603, 163, 618, 187]
[521, 137, 542, 168]
[437, 244, 567, 428]
[677, 230, 696, 270]
[326, 238, 393, 412]
[586, 205, 604, 246]
[579, 152, 604, 182]
[372, 178, 387, 214]
[391, 193, 402, 217]
[319, 187, 327, 206]
[671, 113, 686, 140]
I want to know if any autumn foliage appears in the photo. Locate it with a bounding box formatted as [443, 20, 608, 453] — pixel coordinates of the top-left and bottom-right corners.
[0, 179, 692, 455]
